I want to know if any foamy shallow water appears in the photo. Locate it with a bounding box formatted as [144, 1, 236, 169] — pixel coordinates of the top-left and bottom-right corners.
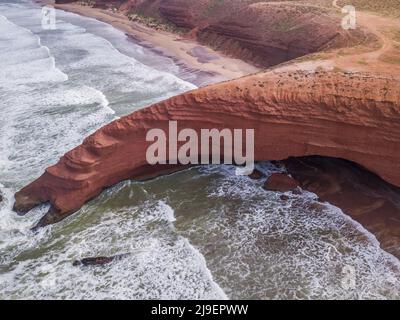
[0, 0, 399, 300]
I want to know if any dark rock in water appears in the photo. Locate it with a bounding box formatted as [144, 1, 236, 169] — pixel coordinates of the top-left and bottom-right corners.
[280, 194, 290, 201]
[280, 194, 289, 201]
[307, 202, 326, 211]
[292, 187, 303, 195]
[73, 253, 130, 267]
[248, 169, 263, 180]
[0, 193, 3, 203]
[264, 173, 300, 192]
[13, 194, 40, 215]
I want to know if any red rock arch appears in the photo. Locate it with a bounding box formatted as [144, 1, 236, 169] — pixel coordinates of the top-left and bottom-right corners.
[14, 71, 400, 228]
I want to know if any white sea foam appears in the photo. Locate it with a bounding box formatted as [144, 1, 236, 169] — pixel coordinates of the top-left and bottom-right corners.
[0, 15, 68, 88]
[158, 201, 177, 223]
[0, 1, 214, 300]
[0, 3, 196, 115]
[179, 164, 400, 299]
[0, 198, 226, 299]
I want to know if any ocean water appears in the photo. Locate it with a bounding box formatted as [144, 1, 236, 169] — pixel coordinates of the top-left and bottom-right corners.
[0, 1, 399, 300]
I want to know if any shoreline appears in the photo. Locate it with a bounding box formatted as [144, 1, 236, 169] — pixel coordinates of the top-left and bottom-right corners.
[32, 1, 400, 261]
[37, 0, 260, 87]
[28, 1, 400, 260]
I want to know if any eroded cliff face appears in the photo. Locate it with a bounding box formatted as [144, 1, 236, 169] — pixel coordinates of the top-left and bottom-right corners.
[196, 2, 367, 67]
[143, 1, 371, 67]
[57, 0, 371, 67]
[14, 71, 400, 228]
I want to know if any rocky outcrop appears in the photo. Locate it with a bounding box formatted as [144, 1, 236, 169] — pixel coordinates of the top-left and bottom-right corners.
[264, 173, 300, 192]
[248, 169, 264, 180]
[72, 253, 130, 267]
[196, 2, 368, 67]
[152, 1, 371, 67]
[67, 0, 372, 68]
[13, 71, 400, 228]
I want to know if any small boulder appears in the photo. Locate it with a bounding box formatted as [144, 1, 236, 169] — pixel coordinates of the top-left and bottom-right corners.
[248, 169, 264, 180]
[292, 187, 303, 195]
[263, 173, 300, 192]
[280, 194, 290, 201]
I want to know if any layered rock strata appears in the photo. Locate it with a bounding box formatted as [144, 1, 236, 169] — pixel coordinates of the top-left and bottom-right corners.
[14, 71, 400, 228]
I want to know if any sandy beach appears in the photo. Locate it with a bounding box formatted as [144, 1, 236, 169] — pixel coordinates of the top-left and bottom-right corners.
[37, 0, 260, 86]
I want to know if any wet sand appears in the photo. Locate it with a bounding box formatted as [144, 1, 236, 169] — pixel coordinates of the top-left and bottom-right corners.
[37, 0, 260, 86]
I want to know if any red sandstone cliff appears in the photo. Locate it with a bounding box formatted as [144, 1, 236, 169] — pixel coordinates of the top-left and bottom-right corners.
[196, 2, 368, 67]
[136, 0, 371, 67]
[55, 0, 371, 67]
[14, 71, 400, 228]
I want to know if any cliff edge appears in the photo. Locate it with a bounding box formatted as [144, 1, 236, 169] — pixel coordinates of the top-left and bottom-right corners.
[14, 70, 400, 228]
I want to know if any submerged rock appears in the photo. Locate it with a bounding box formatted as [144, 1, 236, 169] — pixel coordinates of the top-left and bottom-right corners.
[280, 194, 290, 201]
[248, 169, 264, 180]
[292, 187, 303, 195]
[73, 253, 130, 267]
[264, 173, 300, 193]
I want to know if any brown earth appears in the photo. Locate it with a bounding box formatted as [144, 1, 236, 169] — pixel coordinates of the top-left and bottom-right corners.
[337, 0, 400, 18]
[196, 2, 367, 67]
[140, 0, 372, 68]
